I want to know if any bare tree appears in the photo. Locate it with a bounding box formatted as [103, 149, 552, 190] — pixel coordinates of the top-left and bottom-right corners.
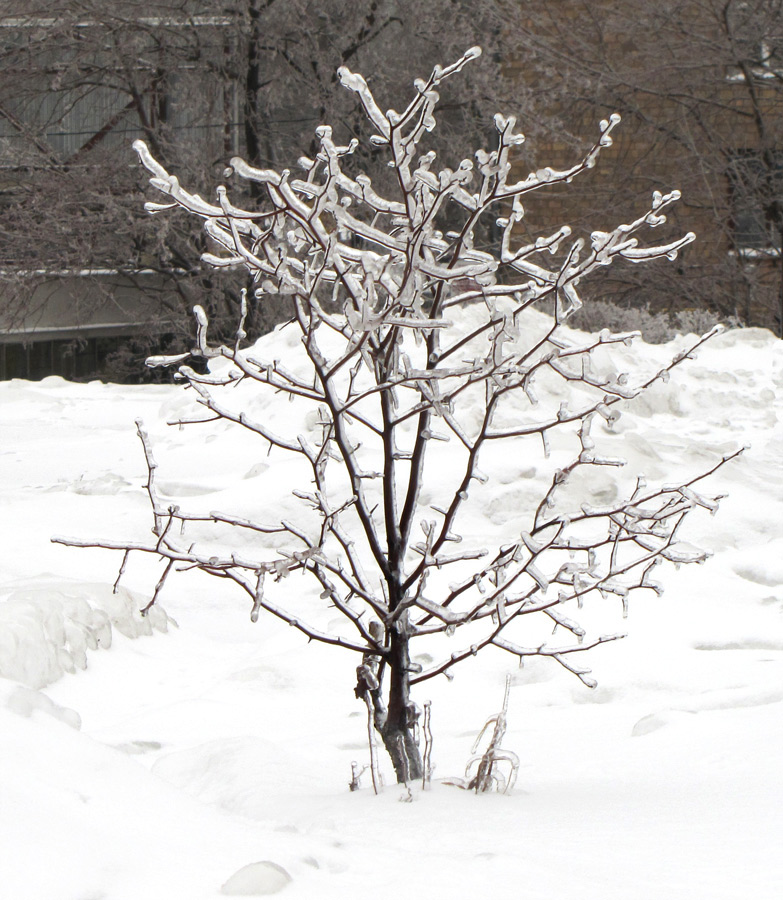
[57, 48, 738, 783]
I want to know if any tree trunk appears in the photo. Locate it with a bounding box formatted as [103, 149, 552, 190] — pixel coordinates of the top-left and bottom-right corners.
[379, 614, 423, 783]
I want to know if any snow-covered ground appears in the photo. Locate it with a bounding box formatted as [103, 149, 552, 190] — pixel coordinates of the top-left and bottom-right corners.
[1, 316, 781, 900]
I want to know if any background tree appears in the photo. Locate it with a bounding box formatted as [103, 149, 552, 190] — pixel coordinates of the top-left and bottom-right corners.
[4, 0, 782, 381]
[58, 49, 737, 784]
[501, 0, 783, 336]
[0, 0, 509, 376]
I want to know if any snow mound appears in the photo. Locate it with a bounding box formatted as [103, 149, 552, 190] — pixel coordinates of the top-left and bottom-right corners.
[152, 736, 324, 816]
[731, 540, 783, 587]
[631, 710, 695, 737]
[0, 580, 172, 689]
[221, 861, 292, 896]
[70, 471, 133, 495]
[0, 680, 81, 729]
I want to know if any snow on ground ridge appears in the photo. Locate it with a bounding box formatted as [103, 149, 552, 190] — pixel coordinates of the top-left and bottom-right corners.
[0, 319, 781, 899]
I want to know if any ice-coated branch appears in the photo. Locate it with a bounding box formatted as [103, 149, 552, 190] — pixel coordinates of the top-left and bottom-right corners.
[53, 531, 372, 655]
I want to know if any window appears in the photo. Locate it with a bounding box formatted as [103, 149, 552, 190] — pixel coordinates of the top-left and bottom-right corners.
[0, 80, 146, 159]
[0, 19, 233, 165]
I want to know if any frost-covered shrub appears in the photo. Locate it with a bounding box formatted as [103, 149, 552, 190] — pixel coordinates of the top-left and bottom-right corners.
[60, 48, 738, 786]
[569, 299, 738, 343]
[0, 582, 171, 690]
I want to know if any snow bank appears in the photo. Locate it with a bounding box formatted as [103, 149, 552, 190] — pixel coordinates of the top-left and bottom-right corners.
[1, 318, 782, 900]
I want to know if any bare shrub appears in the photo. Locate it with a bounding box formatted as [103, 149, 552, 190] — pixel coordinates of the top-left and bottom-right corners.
[57, 48, 739, 785]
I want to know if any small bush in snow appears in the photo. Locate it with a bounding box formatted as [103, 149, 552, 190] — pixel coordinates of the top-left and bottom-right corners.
[569, 299, 738, 343]
[59, 48, 738, 785]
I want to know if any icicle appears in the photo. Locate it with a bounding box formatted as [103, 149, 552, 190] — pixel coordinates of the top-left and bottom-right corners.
[524, 374, 539, 406]
[251, 570, 265, 622]
[540, 431, 550, 458]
